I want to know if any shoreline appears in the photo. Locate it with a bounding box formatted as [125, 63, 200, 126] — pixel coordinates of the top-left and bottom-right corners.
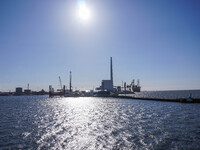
[1, 94, 200, 103]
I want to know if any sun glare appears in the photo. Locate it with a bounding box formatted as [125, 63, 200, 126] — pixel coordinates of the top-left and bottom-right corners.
[78, 1, 91, 22]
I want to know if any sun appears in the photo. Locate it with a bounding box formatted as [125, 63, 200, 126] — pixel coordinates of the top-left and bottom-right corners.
[77, 1, 91, 22]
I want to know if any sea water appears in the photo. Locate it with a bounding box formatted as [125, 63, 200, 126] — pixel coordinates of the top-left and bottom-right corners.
[0, 94, 200, 149]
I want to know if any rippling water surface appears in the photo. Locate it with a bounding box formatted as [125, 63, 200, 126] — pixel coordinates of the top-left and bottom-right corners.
[0, 96, 200, 149]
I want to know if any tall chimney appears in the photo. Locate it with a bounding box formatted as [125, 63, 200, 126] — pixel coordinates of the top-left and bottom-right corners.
[110, 57, 113, 86]
[70, 71, 72, 92]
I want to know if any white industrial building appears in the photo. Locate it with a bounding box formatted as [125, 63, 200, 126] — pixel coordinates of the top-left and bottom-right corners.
[100, 57, 114, 92]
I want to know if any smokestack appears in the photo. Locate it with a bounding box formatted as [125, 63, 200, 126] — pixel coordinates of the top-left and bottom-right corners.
[70, 71, 72, 92]
[110, 57, 113, 85]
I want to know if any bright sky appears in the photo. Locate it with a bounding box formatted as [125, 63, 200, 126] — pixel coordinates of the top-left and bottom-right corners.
[0, 0, 200, 92]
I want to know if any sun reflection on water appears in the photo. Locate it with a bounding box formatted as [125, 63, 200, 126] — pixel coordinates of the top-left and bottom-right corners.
[1, 96, 200, 149]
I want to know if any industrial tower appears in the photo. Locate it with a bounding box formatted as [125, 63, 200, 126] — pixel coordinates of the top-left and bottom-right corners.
[99, 57, 114, 92]
[70, 71, 72, 92]
[110, 57, 113, 88]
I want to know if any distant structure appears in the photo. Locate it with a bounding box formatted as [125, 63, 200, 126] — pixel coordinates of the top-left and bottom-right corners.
[16, 87, 23, 95]
[70, 71, 72, 93]
[48, 56, 141, 97]
[131, 79, 141, 92]
[126, 79, 141, 92]
[100, 57, 114, 92]
[59, 76, 63, 91]
[49, 84, 65, 97]
[24, 83, 31, 95]
[124, 82, 127, 91]
[96, 57, 141, 94]
[49, 85, 54, 93]
[110, 57, 113, 87]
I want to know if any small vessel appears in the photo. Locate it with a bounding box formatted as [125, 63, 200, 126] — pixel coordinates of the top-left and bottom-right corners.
[186, 93, 193, 103]
[180, 93, 193, 103]
[186, 97, 193, 103]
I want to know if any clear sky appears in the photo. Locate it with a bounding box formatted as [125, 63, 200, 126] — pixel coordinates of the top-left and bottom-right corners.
[0, 0, 200, 92]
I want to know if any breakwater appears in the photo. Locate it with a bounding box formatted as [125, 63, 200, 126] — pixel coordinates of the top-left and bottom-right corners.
[110, 95, 200, 103]
[49, 93, 200, 103]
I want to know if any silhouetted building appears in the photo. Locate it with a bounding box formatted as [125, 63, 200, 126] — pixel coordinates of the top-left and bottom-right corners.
[16, 87, 23, 94]
[101, 80, 113, 92]
[24, 83, 31, 94]
[24, 89, 31, 95]
[131, 79, 141, 92]
[116, 86, 121, 92]
[100, 57, 114, 92]
[38, 89, 47, 95]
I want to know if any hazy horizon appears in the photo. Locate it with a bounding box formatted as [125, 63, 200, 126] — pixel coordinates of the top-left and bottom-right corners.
[1, 0, 200, 92]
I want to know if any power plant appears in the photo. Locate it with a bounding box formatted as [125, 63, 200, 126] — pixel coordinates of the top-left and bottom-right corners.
[96, 57, 141, 94]
[49, 57, 141, 97]
[99, 57, 114, 92]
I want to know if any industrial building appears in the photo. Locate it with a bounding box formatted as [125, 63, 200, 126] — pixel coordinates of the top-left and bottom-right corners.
[125, 79, 141, 92]
[24, 84, 31, 95]
[49, 56, 141, 97]
[97, 57, 141, 94]
[16, 87, 23, 94]
[100, 57, 114, 92]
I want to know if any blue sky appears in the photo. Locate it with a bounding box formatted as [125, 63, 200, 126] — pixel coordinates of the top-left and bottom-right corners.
[0, 0, 200, 92]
